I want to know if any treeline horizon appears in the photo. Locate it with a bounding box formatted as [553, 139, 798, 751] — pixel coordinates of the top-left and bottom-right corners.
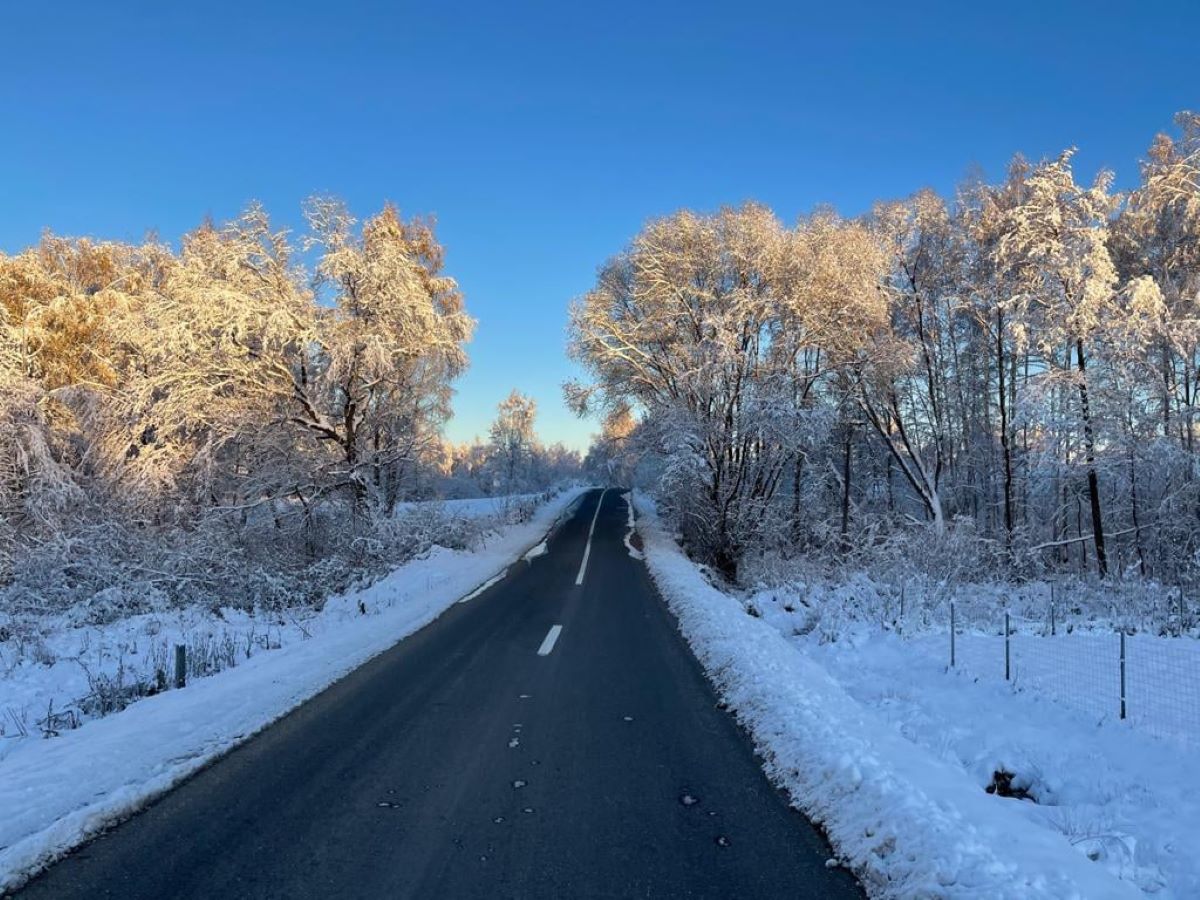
[573, 112, 1200, 585]
[4, 111, 1199, 621]
[0, 199, 580, 620]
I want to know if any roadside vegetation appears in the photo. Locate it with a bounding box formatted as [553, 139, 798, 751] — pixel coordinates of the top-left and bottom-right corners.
[0, 200, 579, 652]
[573, 112, 1200, 596]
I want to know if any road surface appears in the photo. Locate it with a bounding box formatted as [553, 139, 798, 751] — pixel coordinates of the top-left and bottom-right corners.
[17, 489, 861, 899]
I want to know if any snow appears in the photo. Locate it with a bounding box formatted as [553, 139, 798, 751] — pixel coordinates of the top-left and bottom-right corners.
[395, 492, 546, 519]
[523, 540, 549, 561]
[458, 570, 507, 604]
[944, 628, 1199, 748]
[787, 630, 1200, 896]
[0, 487, 588, 892]
[622, 490, 643, 560]
[634, 492, 1144, 899]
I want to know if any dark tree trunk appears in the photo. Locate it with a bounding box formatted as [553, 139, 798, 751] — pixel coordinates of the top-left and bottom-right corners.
[1129, 443, 1147, 577]
[791, 454, 804, 542]
[840, 425, 853, 548]
[1076, 339, 1107, 578]
[997, 309, 1014, 548]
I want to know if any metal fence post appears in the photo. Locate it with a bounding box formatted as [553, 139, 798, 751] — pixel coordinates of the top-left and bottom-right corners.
[174, 644, 187, 689]
[1119, 630, 1127, 720]
[950, 602, 956, 668]
[1050, 583, 1056, 636]
[1004, 611, 1011, 681]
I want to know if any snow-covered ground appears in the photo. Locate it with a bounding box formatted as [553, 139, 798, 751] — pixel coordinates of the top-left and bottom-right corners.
[934, 628, 1199, 748]
[633, 491, 1194, 899]
[394, 492, 546, 519]
[789, 630, 1200, 896]
[0, 487, 587, 892]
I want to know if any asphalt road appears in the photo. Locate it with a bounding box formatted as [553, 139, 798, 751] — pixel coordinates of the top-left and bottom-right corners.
[16, 489, 862, 899]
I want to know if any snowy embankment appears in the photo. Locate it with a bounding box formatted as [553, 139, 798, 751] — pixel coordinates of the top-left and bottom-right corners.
[633, 493, 1141, 899]
[394, 492, 545, 519]
[0, 487, 587, 892]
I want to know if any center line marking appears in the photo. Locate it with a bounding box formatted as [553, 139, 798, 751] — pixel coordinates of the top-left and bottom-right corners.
[537, 625, 563, 656]
[575, 488, 608, 585]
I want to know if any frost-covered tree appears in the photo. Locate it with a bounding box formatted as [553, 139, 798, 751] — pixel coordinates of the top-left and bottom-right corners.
[124, 200, 474, 521]
[568, 204, 881, 575]
[995, 151, 1121, 576]
[0, 198, 483, 617]
[487, 389, 538, 492]
[1113, 112, 1200, 451]
[584, 406, 639, 485]
[570, 112, 1200, 584]
[303, 198, 474, 513]
[855, 192, 965, 531]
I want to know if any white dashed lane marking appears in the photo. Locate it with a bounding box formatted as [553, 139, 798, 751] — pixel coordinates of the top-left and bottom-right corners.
[537, 625, 563, 656]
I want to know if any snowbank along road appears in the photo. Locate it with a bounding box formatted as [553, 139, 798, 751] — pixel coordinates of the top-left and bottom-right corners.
[14, 489, 861, 899]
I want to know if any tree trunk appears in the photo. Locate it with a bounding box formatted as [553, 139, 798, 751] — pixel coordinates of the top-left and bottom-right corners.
[840, 425, 853, 549]
[791, 454, 804, 542]
[997, 308, 1014, 548]
[1076, 339, 1107, 578]
[1129, 443, 1147, 577]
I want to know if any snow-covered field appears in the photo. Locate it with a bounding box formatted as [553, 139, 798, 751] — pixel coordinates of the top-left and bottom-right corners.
[635, 492, 1198, 898]
[394, 492, 546, 519]
[790, 630, 1199, 896]
[0, 487, 587, 892]
[937, 629, 1199, 748]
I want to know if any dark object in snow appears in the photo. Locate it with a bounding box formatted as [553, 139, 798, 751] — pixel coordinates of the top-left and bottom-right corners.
[985, 769, 1035, 802]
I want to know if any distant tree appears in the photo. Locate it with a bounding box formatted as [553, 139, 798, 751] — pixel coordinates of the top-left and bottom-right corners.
[567, 204, 879, 576]
[488, 389, 538, 492]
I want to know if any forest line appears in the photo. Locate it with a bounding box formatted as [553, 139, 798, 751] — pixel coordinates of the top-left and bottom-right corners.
[572, 112, 1200, 583]
[0, 200, 578, 618]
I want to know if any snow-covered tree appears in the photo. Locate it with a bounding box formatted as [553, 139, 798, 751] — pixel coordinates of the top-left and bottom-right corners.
[122, 200, 474, 521]
[568, 204, 881, 575]
[569, 113, 1200, 583]
[487, 389, 539, 493]
[995, 151, 1121, 575]
[0, 198, 482, 614]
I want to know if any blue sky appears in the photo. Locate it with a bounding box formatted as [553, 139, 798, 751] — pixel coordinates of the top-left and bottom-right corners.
[2, 1, 1196, 451]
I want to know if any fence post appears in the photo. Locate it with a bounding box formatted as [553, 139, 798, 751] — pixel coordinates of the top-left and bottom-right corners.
[950, 602, 956, 668]
[1004, 611, 1011, 681]
[174, 644, 187, 690]
[1119, 630, 1127, 721]
[1180, 589, 1187, 636]
[1050, 598, 1056, 637]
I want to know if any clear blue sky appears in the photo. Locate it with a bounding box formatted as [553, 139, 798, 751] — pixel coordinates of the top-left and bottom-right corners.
[2, 1, 1196, 452]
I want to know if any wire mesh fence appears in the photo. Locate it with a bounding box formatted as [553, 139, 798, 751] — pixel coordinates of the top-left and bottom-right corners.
[948, 598, 1200, 747]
